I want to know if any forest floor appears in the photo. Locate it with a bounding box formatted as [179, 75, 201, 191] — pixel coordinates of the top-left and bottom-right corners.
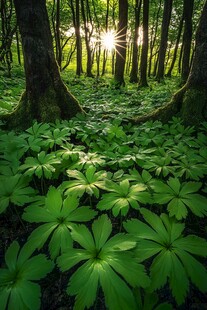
[0, 67, 207, 310]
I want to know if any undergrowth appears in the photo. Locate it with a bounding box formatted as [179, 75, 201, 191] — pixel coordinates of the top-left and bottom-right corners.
[0, 69, 207, 310]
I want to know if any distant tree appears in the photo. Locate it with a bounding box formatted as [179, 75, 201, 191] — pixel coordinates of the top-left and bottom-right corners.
[181, 0, 194, 83]
[138, 0, 149, 87]
[134, 0, 207, 126]
[130, 0, 142, 83]
[166, 12, 184, 77]
[2, 0, 83, 130]
[0, 0, 17, 76]
[148, 0, 162, 77]
[81, 0, 94, 77]
[114, 0, 128, 87]
[101, 0, 110, 76]
[156, 0, 173, 81]
[70, 0, 83, 76]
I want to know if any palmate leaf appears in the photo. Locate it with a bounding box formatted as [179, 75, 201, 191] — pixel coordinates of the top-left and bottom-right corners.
[124, 209, 207, 305]
[41, 127, 71, 148]
[22, 187, 97, 258]
[97, 179, 151, 216]
[19, 151, 61, 179]
[0, 174, 36, 214]
[57, 215, 150, 310]
[0, 241, 54, 310]
[153, 178, 207, 219]
[61, 166, 107, 198]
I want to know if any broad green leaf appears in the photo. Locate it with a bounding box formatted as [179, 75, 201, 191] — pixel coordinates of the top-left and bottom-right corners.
[169, 252, 189, 305]
[107, 252, 150, 288]
[49, 225, 73, 259]
[135, 240, 163, 262]
[71, 224, 95, 251]
[99, 262, 137, 310]
[5, 241, 19, 271]
[68, 261, 99, 309]
[92, 215, 112, 250]
[150, 249, 172, 290]
[175, 249, 207, 292]
[141, 209, 169, 244]
[124, 219, 162, 243]
[102, 233, 136, 252]
[174, 235, 207, 256]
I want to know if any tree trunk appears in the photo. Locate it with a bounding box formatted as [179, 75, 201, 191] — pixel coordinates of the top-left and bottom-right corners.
[129, 0, 142, 83]
[2, 0, 83, 130]
[138, 0, 149, 87]
[81, 0, 93, 77]
[133, 0, 207, 127]
[114, 0, 128, 87]
[156, 0, 173, 82]
[148, 0, 161, 77]
[181, 0, 194, 83]
[0, 0, 17, 76]
[101, 0, 109, 76]
[166, 14, 184, 77]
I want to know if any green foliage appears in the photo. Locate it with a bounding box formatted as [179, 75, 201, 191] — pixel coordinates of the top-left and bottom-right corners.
[19, 151, 61, 179]
[0, 241, 54, 310]
[61, 166, 107, 198]
[22, 186, 97, 258]
[57, 215, 150, 310]
[97, 179, 151, 216]
[0, 174, 36, 214]
[1, 73, 207, 308]
[124, 208, 207, 305]
[153, 178, 207, 219]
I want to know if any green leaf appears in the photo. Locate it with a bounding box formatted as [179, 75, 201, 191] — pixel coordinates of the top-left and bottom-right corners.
[102, 233, 136, 252]
[71, 224, 95, 251]
[57, 249, 91, 271]
[68, 261, 99, 310]
[169, 252, 189, 305]
[0, 241, 54, 310]
[5, 241, 19, 271]
[175, 249, 207, 292]
[92, 214, 112, 250]
[150, 249, 172, 290]
[99, 262, 137, 310]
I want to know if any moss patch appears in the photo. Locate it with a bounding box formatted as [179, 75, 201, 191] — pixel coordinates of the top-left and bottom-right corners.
[181, 88, 207, 126]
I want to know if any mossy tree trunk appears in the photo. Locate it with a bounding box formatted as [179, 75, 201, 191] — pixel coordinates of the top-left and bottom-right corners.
[3, 0, 83, 130]
[134, 1, 207, 127]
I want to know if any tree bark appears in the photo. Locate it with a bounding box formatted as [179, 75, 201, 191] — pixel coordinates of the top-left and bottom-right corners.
[129, 0, 142, 83]
[81, 0, 94, 77]
[114, 0, 128, 87]
[2, 0, 83, 130]
[132, 0, 207, 127]
[138, 0, 149, 87]
[181, 0, 194, 83]
[166, 14, 184, 77]
[156, 0, 173, 82]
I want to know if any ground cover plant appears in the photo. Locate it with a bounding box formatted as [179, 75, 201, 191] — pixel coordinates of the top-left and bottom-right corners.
[0, 71, 207, 309]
